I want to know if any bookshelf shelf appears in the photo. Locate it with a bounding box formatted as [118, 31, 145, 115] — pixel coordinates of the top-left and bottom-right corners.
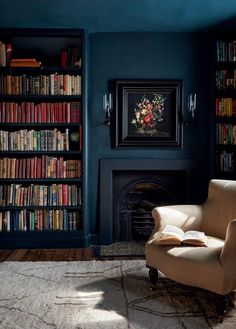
[0, 206, 82, 210]
[0, 151, 82, 156]
[0, 66, 82, 74]
[0, 178, 82, 183]
[0, 95, 82, 100]
[0, 28, 86, 247]
[1, 123, 82, 128]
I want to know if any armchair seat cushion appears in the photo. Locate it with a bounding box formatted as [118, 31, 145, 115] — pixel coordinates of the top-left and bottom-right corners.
[145, 234, 228, 294]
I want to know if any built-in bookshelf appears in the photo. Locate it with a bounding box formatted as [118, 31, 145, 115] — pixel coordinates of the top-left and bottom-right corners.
[0, 29, 87, 248]
[215, 36, 236, 178]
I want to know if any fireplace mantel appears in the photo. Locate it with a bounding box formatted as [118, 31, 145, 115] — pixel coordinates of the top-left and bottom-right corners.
[99, 158, 196, 244]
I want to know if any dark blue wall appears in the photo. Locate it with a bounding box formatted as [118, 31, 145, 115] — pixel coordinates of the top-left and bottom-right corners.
[89, 32, 211, 238]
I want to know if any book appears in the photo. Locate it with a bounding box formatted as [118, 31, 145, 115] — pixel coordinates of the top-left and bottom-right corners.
[158, 224, 208, 247]
[10, 58, 41, 67]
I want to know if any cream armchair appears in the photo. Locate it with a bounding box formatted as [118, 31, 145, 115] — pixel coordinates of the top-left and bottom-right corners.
[145, 179, 236, 321]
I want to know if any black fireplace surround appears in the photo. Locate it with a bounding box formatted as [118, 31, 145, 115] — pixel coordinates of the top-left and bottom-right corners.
[100, 158, 196, 245]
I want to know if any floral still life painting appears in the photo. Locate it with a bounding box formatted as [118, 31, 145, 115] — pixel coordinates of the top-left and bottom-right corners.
[114, 80, 182, 147]
[131, 93, 166, 135]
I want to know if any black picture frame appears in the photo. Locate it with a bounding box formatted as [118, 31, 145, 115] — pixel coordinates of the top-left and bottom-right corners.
[114, 79, 183, 148]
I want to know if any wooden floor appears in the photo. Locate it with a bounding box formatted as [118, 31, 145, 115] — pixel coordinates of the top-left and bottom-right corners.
[0, 248, 95, 261]
[0, 248, 144, 261]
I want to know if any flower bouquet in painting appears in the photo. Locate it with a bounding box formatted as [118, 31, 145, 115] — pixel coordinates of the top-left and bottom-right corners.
[131, 93, 166, 135]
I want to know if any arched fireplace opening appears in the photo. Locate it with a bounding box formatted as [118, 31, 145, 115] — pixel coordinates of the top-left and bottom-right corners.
[115, 180, 173, 242]
[100, 159, 191, 245]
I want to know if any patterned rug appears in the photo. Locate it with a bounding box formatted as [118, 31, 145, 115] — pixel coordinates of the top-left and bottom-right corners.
[0, 260, 235, 329]
[99, 241, 145, 257]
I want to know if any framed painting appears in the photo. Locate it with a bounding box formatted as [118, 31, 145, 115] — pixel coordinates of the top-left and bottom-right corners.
[114, 79, 183, 148]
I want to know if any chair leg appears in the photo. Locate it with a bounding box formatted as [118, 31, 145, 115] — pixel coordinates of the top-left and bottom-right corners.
[148, 267, 158, 290]
[215, 294, 228, 323]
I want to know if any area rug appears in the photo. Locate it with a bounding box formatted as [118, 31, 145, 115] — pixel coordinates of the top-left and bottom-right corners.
[99, 241, 145, 257]
[0, 260, 235, 329]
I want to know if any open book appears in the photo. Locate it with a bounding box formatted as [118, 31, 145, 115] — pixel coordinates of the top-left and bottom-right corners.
[158, 224, 208, 247]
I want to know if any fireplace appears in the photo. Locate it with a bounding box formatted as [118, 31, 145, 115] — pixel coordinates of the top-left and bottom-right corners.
[116, 181, 170, 242]
[113, 171, 186, 242]
[100, 159, 195, 244]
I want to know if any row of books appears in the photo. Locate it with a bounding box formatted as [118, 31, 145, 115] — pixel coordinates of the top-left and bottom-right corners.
[216, 98, 236, 117]
[216, 40, 236, 62]
[0, 101, 81, 123]
[216, 70, 236, 90]
[0, 184, 81, 207]
[0, 41, 12, 67]
[0, 74, 82, 96]
[216, 123, 236, 145]
[217, 151, 236, 172]
[0, 209, 81, 231]
[61, 45, 82, 68]
[0, 157, 82, 179]
[0, 128, 75, 151]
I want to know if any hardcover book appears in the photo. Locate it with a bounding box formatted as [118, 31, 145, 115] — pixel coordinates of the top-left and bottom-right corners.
[158, 224, 208, 247]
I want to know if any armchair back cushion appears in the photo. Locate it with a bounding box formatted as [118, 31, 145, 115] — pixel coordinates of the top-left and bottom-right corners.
[202, 179, 236, 239]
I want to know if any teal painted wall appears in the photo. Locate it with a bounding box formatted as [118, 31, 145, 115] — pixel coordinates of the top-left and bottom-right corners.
[89, 32, 211, 237]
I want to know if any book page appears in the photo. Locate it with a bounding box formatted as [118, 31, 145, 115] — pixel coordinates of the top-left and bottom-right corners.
[183, 230, 206, 241]
[161, 224, 184, 241]
[183, 230, 208, 247]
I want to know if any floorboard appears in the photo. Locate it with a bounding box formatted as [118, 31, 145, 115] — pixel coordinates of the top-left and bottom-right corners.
[0, 248, 94, 261]
[0, 245, 144, 261]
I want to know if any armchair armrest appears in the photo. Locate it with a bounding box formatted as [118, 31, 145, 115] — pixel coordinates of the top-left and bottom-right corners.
[220, 219, 236, 267]
[152, 204, 203, 232]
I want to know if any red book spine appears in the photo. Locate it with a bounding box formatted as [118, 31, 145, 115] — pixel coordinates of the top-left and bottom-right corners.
[46, 103, 50, 123]
[22, 158, 26, 178]
[5, 102, 10, 122]
[58, 102, 63, 123]
[41, 103, 46, 122]
[13, 103, 17, 123]
[34, 104, 38, 123]
[38, 104, 42, 123]
[50, 103, 55, 123]
[26, 158, 31, 179]
[61, 48, 67, 68]
[10, 102, 14, 123]
[33, 156, 37, 178]
[37, 157, 42, 178]
[26, 102, 31, 123]
[55, 103, 59, 123]
[62, 102, 66, 123]
[66, 102, 70, 123]
[30, 102, 35, 123]
[30, 158, 34, 178]
[17, 103, 22, 123]
[21, 102, 26, 123]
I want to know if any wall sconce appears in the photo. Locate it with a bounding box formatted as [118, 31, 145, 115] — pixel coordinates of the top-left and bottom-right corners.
[184, 93, 197, 126]
[103, 93, 113, 126]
